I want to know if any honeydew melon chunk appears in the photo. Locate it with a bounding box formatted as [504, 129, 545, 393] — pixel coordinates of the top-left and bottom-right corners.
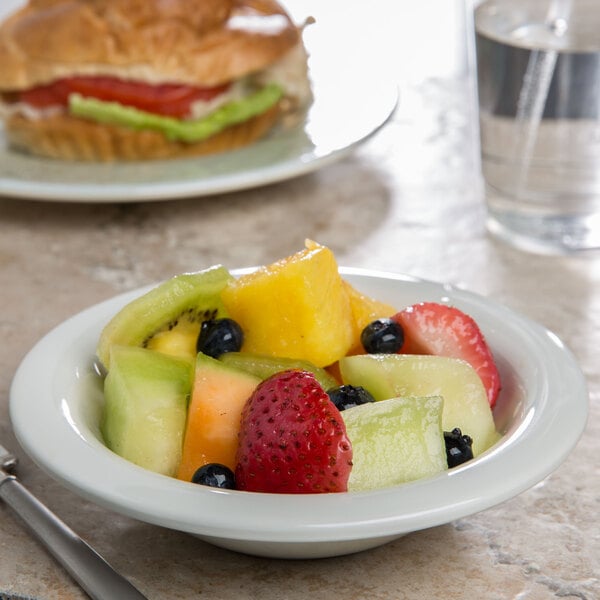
[218, 352, 339, 391]
[101, 345, 193, 476]
[339, 354, 499, 456]
[343, 396, 446, 492]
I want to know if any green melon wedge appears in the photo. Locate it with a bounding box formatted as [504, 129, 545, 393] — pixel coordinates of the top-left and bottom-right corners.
[101, 345, 193, 476]
[339, 354, 499, 456]
[218, 352, 339, 391]
[97, 265, 232, 370]
[342, 396, 447, 492]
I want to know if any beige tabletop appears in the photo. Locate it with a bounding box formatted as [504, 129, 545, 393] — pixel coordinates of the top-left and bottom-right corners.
[0, 1, 598, 599]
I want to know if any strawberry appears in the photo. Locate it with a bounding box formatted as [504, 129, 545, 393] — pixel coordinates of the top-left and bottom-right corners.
[392, 302, 501, 408]
[235, 370, 353, 494]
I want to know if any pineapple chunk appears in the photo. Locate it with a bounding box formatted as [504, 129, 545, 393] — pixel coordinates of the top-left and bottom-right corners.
[146, 319, 199, 362]
[221, 240, 354, 367]
[344, 281, 397, 354]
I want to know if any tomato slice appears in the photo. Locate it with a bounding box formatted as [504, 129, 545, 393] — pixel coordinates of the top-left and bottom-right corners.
[20, 80, 70, 108]
[19, 76, 230, 118]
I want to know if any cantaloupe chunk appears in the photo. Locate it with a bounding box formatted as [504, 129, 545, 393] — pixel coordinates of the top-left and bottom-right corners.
[220, 240, 355, 367]
[176, 353, 260, 482]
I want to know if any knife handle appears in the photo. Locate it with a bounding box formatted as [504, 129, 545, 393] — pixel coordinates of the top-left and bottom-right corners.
[0, 475, 148, 600]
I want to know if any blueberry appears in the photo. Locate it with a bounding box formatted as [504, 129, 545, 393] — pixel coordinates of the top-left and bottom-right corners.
[444, 428, 474, 468]
[360, 318, 404, 354]
[196, 318, 243, 358]
[191, 463, 236, 489]
[327, 385, 376, 411]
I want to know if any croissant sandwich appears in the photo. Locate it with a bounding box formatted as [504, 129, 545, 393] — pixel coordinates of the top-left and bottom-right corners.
[0, 0, 312, 161]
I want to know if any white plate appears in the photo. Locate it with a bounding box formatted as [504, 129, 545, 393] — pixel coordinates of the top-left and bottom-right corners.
[9, 269, 588, 559]
[0, 8, 398, 203]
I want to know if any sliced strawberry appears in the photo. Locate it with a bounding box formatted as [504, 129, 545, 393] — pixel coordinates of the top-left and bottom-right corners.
[235, 370, 353, 494]
[392, 302, 501, 408]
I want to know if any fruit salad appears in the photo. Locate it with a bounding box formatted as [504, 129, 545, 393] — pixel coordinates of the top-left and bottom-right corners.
[97, 240, 501, 494]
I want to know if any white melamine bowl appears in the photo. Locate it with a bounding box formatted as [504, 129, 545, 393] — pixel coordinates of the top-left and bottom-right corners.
[10, 269, 588, 559]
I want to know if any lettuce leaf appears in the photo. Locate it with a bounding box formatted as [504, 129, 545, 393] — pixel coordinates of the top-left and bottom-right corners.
[68, 83, 283, 143]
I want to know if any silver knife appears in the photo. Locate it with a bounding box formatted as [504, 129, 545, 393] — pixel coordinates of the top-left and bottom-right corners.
[0, 443, 149, 600]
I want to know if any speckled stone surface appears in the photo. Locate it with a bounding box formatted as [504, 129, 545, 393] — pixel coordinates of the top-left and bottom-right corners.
[0, 2, 599, 599]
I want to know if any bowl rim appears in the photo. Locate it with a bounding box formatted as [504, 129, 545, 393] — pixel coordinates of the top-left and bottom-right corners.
[9, 267, 589, 545]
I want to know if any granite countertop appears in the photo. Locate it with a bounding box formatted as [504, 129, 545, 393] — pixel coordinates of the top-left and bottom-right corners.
[0, 1, 598, 599]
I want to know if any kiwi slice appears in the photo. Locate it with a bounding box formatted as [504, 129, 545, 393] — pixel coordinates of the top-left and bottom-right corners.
[97, 265, 232, 370]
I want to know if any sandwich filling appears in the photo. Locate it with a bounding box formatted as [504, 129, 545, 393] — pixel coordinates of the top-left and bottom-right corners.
[13, 77, 233, 118]
[69, 82, 282, 143]
[0, 42, 312, 144]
